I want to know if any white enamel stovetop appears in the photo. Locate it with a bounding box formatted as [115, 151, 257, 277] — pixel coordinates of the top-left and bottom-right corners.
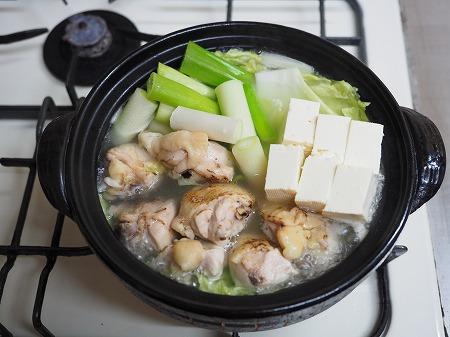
[0, 1, 445, 336]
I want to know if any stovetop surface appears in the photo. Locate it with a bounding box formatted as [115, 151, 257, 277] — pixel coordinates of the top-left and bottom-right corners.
[0, 1, 445, 336]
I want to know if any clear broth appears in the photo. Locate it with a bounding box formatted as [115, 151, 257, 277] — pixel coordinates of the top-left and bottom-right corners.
[96, 52, 383, 294]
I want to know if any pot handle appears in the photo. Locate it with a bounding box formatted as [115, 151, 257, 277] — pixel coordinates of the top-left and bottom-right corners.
[36, 112, 75, 217]
[400, 107, 446, 213]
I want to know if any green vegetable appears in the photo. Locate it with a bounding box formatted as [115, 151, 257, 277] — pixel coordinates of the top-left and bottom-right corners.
[99, 193, 113, 223]
[214, 49, 266, 73]
[147, 72, 220, 114]
[180, 41, 254, 87]
[111, 87, 158, 144]
[157, 62, 216, 100]
[154, 103, 175, 124]
[243, 82, 278, 145]
[179, 42, 278, 145]
[232, 136, 267, 189]
[196, 268, 255, 295]
[296, 71, 336, 115]
[215, 80, 256, 139]
[254, 67, 332, 141]
[304, 73, 369, 121]
[254, 67, 370, 140]
[146, 119, 173, 135]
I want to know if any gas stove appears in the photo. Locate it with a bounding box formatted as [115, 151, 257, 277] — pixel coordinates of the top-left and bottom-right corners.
[0, 1, 445, 337]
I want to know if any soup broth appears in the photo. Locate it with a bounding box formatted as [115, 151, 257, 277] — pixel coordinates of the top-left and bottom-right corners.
[97, 45, 383, 295]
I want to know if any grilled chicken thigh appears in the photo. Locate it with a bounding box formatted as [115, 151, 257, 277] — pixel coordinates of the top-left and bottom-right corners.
[261, 203, 307, 227]
[171, 184, 255, 244]
[229, 238, 297, 287]
[104, 143, 164, 198]
[118, 199, 177, 254]
[138, 130, 234, 183]
[261, 204, 329, 260]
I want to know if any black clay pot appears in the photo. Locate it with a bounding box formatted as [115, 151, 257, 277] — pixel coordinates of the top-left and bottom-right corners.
[36, 22, 445, 331]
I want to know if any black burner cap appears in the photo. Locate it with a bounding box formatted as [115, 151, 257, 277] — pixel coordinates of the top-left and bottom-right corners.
[43, 10, 141, 86]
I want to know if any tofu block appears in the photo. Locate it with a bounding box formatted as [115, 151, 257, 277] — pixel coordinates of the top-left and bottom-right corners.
[295, 153, 338, 212]
[265, 144, 305, 202]
[312, 115, 351, 163]
[282, 98, 320, 151]
[344, 120, 384, 174]
[323, 165, 378, 222]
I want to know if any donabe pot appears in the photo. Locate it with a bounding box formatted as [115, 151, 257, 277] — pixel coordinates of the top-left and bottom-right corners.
[36, 22, 445, 331]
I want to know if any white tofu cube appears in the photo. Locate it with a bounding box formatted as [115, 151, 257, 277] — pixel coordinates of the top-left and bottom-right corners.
[312, 115, 351, 163]
[295, 153, 338, 212]
[265, 144, 305, 202]
[323, 165, 378, 222]
[344, 120, 384, 174]
[282, 98, 320, 151]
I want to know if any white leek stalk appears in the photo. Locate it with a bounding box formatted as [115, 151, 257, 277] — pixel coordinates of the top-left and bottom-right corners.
[215, 80, 256, 139]
[111, 87, 157, 144]
[146, 120, 172, 135]
[232, 136, 267, 188]
[170, 106, 242, 144]
[154, 103, 175, 124]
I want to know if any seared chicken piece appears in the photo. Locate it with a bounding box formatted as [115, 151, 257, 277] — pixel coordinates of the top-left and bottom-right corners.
[276, 225, 306, 260]
[139, 130, 234, 183]
[200, 243, 226, 278]
[260, 221, 278, 243]
[261, 203, 307, 227]
[118, 199, 177, 254]
[302, 213, 329, 250]
[171, 184, 255, 244]
[104, 143, 164, 198]
[155, 244, 174, 267]
[193, 141, 234, 183]
[261, 205, 329, 258]
[229, 238, 297, 287]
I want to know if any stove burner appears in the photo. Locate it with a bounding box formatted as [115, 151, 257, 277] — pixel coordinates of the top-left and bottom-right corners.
[43, 10, 140, 86]
[63, 14, 112, 57]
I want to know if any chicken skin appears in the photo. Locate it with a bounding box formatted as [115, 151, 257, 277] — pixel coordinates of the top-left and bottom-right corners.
[229, 238, 297, 287]
[104, 143, 164, 198]
[118, 199, 177, 254]
[171, 184, 255, 244]
[139, 130, 234, 183]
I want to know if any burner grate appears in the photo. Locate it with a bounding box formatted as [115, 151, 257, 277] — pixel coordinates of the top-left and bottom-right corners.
[0, 98, 92, 337]
[0, 1, 404, 337]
